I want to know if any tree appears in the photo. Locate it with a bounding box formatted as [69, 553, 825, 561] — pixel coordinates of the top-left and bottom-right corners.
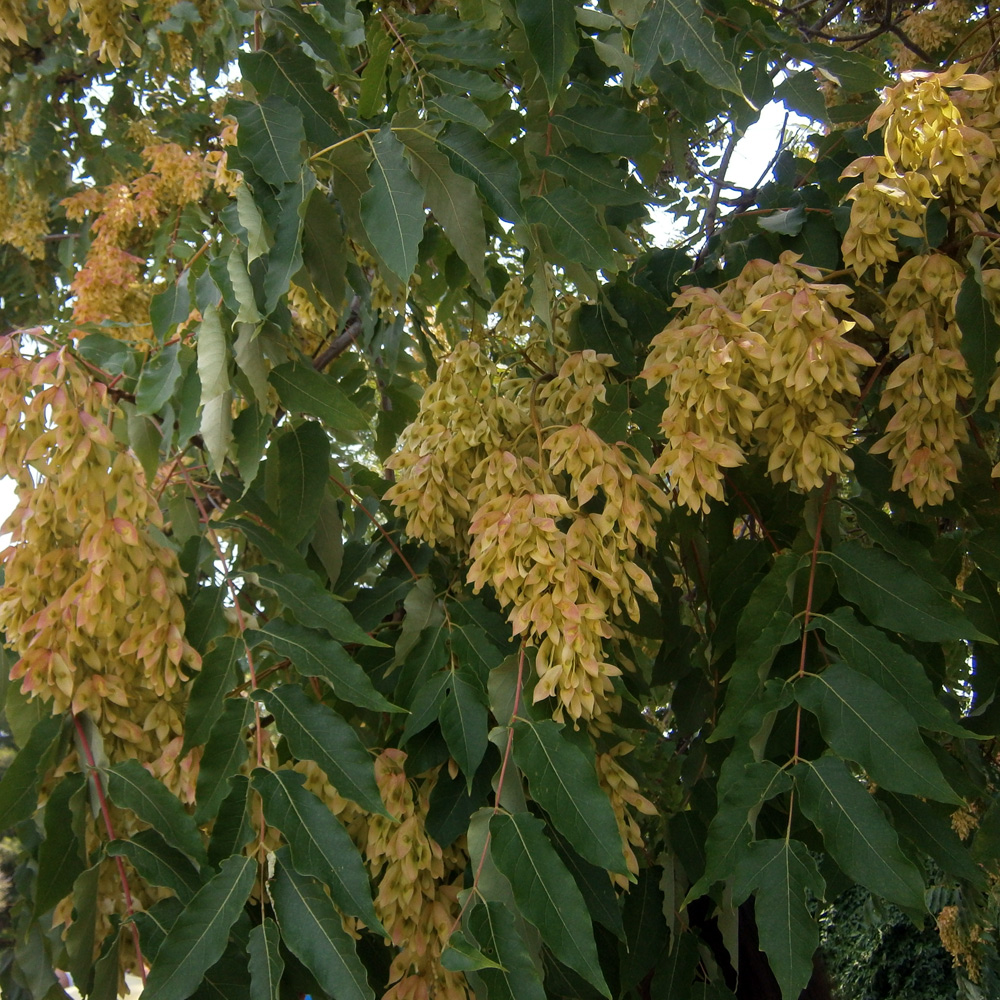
[1, 0, 1000, 998]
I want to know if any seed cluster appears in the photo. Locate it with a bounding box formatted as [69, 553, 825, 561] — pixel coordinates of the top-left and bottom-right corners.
[641, 253, 876, 511]
[0, 337, 200, 779]
[296, 754, 470, 1000]
[388, 342, 667, 725]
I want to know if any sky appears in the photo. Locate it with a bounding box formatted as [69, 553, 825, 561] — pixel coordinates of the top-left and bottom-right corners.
[0, 98, 809, 544]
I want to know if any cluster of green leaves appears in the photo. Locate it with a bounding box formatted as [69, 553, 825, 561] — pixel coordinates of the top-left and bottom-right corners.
[3, 0, 1000, 999]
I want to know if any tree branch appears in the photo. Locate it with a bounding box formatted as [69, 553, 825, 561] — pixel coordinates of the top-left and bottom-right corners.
[312, 295, 363, 371]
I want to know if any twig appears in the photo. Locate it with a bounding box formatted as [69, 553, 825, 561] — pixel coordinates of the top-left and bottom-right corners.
[312, 296, 363, 371]
[695, 128, 741, 268]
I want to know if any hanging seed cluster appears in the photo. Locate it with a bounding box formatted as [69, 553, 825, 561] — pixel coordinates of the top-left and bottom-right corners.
[0, 337, 200, 780]
[387, 342, 668, 726]
[296, 753, 470, 1000]
[641, 252, 876, 512]
[841, 66, 1000, 499]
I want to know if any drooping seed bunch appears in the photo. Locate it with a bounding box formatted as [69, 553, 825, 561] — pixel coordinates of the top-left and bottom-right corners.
[385, 340, 508, 554]
[596, 744, 658, 889]
[871, 253, 973, 506]
[62, 141, 212, 336]
[388, 342, 668, 726]
[842, 65, 998, 282]
[296, 754, 470, 1000]
[0, 336, 201, 784]
[642, 252, 876, 512]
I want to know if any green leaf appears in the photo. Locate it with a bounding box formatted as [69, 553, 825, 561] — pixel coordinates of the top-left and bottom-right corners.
[105, 759, 207, 866]
[151, 274, 191, 341]
[269, 362, 369, 431]
[359, 20, 392, 118]
[515, 0, 578, 105]
[269, 421, 330, 545]
[512, 717, 627, 874]
[773, 70, 828, 121]
[247, 620, 397, 713]
[106, 829, 203, 903]
[142, 855, 256, 1000]
[35, 771, 86, 915]
[240, 48, 349, 148]
[270, 848, 374, 1000]
[549, 827, 625, 938]
[758, 205, 806, 235]
[823, 541, 989, 643]
[712, 553, 803, 741]
[201, 392, 234, 478]
[732, 839, 824, 1000]
[0, 713, 62, 830]
[248, 919, 284, 1000]
[328, 140, 373, 249]
[136, 343, 183, 415]
[228, 251, 261, 326]
[804, 42, 887, 91]
[197, 301, 229, 401]
[632, 0, 744, 96]
[467, 901, 547, 1000]
[183, 636, 242, 754]
[550, 106, 656, 161]
[63, 863, 101, 987]
[236, 97, 305, 187]
[883, 792, 986, 888]
[403, 671, 451, 743]
[193, 697, 255, 826]
[126, 405, 162, 485]
[794, 755, 925, 910]
[302, 194, 347, 311]
[251, 768, 384, 932]
[439, 670, 488, 784]
[489, 811, 610, 996]
[844, 499, 962, 595]
[399, 128, 487, 288]
[440, 929, 506, 971]
[236, 183, 271, 263]
[251, 565, 381, 646]
[619, 868, 667, 990]
[437, 122, 523, 223]
[693, 756, 792, 896]
[263, 169, 315, 315]
[208, 776, 254, 866]
[361, 125, 425, 283]
[193, 942, 254, 999]
[810, 607, 968, 736]
[133, 897, 184, 964]
[525, 189, 616, 271]
[233, 403, 270, 492]
[796, 662, 961, 803]
[536, 147, 647, 206]
[234, 325, 269, 408]
[967, 528, 1000, 582]
[956, 270, 1000, 407]
[428, 95, 492, 130]
[197, 302, 232, 477]
[255, 685, 387, 815]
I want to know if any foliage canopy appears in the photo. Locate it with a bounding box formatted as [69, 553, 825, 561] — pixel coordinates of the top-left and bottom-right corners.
[2, 1, 1000, 999]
